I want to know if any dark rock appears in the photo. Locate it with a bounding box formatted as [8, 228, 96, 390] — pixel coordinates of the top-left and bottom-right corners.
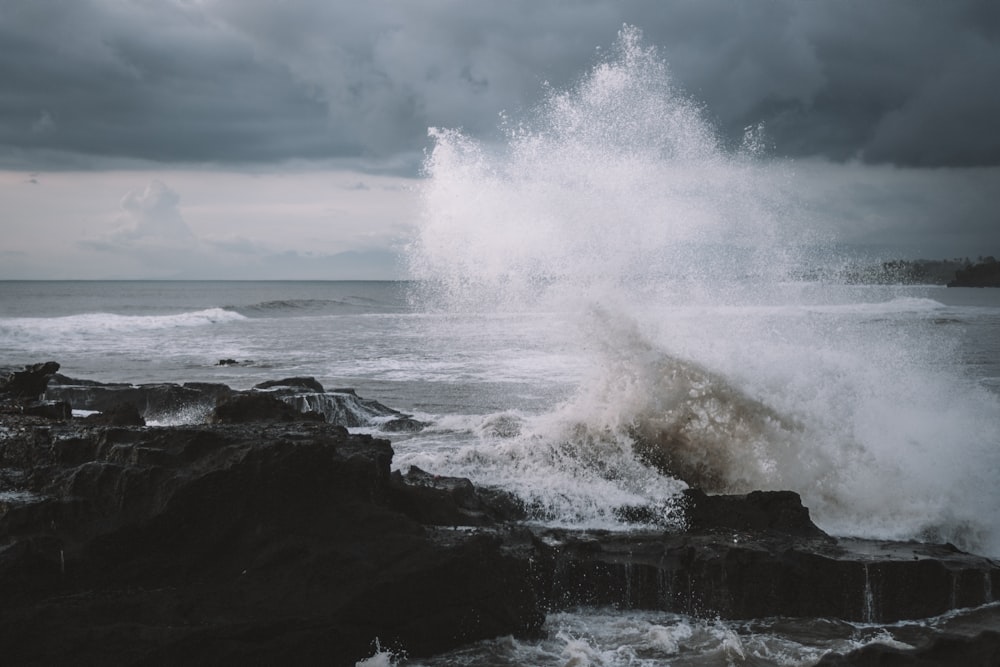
[209, 392, 325, 424]
[4, 367, 1000, 664]
[0, 417, 543, 666]
[1, 362, 60, 400]
[81, 402, 145, 426]
[535, 529, 999, 623]
[381, 416, 429, 432]
[390, 466, 527, 526]
[282, 390, 409, 428]
[254, 376, 326, 393]
[816, 629, 1000, 666]
[683, 488, 829, 538]
[21, 400, 72, 420]
[45, 380, 232, 421]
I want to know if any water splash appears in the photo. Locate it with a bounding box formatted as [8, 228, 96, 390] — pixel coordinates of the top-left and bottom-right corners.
[408, 26, 1000, 554]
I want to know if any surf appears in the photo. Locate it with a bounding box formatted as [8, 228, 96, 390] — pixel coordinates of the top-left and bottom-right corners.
[407, 26, 1000, 554]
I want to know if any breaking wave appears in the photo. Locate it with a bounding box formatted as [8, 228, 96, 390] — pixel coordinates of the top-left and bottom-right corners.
[407, 26, 1000, 553]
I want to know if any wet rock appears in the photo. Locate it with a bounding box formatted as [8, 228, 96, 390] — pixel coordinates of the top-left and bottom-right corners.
[683, 487, 829, 538]
[534, 528, 999, 624]
[390, 465, 527, 526]
[254, 376, 326, 393]
[81, 402, 145, 426]
[0, 361, 60, 400]
[21, 400, 72, 421]
[3, 365, 999, 664]
[209, 392, 324, 423]
[45, 379, 232, 421]
[381, 416, 429, 432]
[0, 417, 543, 666]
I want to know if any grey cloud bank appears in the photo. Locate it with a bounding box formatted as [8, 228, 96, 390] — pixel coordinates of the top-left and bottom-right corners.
[3, 0, 999, 170]
[1, 1, 999, 279]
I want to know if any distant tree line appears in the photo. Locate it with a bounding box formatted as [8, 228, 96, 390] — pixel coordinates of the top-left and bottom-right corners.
[840, 256, 1000, 287]
[948, 256, 1000, 287]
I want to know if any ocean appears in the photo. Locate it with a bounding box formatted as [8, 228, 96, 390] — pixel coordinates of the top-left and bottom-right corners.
[4, 27, 1000, 666]
[1, 278, 999, 665]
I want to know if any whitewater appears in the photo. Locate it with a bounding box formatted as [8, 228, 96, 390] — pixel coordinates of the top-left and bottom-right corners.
[3, 26, 1000, 666]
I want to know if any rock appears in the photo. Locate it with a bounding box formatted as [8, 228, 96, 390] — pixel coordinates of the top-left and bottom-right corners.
[535, 527, 999, 623]
[0, 361, 60, 400]
[254, 376, 326, 393]
[45, 371, 425, 432]
[816, 629, 1000, 666]
[209, 392, 325, 424]
[81, 402, 145, 426]
[390, 466, 527, 526]
[21, 399, 72, 420]
[683, 487, 829, 538]
[381, 416, 429, 432]
[3, 365, 1000, 664]
[45, 379, 232, 421]
[282, 390, 418, 430]
[0, 417, 543, 666]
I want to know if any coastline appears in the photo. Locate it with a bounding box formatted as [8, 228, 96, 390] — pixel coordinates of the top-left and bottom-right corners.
[2, 362, 999, 665]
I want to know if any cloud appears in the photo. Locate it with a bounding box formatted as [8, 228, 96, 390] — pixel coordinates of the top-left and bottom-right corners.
[2, 1, 998, 170]
[114, 180, 195, 243]
[79, 180, 200, 276]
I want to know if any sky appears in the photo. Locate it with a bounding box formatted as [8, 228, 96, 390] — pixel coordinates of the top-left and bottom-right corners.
[2, 0, 999, 279]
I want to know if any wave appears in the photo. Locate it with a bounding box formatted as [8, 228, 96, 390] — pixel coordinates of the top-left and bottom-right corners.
[406, 26, 1000, 553]
[0, 308, 246, 337]
[803, 296, 946, 316]
[232, 297, 399, 318]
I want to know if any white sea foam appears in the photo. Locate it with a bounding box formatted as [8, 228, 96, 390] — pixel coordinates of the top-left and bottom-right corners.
[408, 26, 1000, 554]
[1, 308, 246, 337]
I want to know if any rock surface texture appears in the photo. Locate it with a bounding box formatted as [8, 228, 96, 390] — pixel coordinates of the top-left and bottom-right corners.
[1, 362, 999, 665]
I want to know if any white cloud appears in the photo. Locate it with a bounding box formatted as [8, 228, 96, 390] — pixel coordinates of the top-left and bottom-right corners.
[112, 180, 196, 243]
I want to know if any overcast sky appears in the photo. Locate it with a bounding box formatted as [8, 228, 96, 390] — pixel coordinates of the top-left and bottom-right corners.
[2, 0, 999, 279]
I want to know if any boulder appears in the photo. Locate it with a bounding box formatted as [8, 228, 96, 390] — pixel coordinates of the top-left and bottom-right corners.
[209, 392, 324, 424]
[0, 361, 60, 400]
[81, 402, 145, 426]
[45, 379, 232, 421]
[21, 400, 72, 421]
[0, 417, 543, 666]
[254, 376, 326, 393]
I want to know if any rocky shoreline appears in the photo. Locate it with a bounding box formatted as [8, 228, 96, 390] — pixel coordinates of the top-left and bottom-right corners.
[2, 362, 999, 666]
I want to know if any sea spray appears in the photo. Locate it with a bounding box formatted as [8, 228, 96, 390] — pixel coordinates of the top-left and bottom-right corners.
[408, 26, 1000, 554]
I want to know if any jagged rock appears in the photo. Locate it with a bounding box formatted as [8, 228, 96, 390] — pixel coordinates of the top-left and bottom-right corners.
[254, 376, 326, 393]
[21, 400, 71, 420]
[3, 365, 999, 664]
[683, 487, 829, 538]
[45, 380, 232, 421]
[283, 390, 419, 430]
[81, 402, 145, 426]
[390, 466, 527, 526]
[209, 392, 324, 424]
[1, 362, 60, 400]
[816, 629, 1000, 666]
[535, 528, 999, 623]
[0, 417, 543, 666]
[381, 416, 429, 432]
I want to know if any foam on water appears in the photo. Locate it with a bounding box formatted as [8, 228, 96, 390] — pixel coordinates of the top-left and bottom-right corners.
[0, 308, 246, 338]
[407, 26, 1000, 553]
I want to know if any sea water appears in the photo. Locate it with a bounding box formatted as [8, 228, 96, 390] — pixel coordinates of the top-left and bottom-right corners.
[4, 25, 1000, 666]
[1, 279, 998, 664]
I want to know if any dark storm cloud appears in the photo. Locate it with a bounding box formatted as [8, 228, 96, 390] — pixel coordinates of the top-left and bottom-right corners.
[3, 0, 998, 169]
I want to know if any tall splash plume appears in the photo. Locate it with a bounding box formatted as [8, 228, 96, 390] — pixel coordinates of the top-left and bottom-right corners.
[408, 27, 1000, 551]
